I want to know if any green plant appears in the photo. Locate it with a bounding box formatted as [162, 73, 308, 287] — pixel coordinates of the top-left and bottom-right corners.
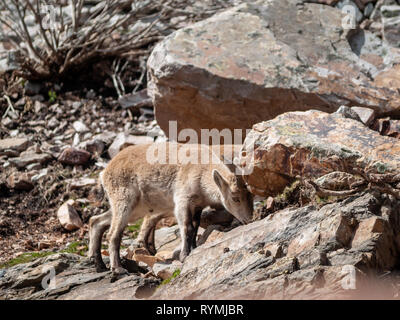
[48, 90, 57, 103]
[159, 269, 181, 287]
[63, 241, 88, 256]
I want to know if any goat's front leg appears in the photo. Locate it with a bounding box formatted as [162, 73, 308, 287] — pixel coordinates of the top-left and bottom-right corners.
[174, 199, 193, 262]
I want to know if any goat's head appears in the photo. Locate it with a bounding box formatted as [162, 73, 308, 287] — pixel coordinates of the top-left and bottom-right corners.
[212, 168, 253, 224]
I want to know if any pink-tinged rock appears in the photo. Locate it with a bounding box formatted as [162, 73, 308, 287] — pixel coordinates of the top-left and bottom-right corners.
[351, 216, 387, 247]
[265, 197, 275, 211]
[147, 0, 400, 141]
[58, 147, 91, 165]
[240, 110, 400, 196]
[57, 200, 83, 231]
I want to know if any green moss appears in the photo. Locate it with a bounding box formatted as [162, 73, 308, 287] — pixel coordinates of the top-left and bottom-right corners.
[374, 162, 388, 174]
[275, 180, 301, 202]
[158, 269, 181, 288]
[0, 251, 56, 269]
[0, 241, 89, 270]
[315, 195, 336, 204]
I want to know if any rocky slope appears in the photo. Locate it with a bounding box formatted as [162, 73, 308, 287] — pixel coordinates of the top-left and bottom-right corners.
[1, 0, 400, 300]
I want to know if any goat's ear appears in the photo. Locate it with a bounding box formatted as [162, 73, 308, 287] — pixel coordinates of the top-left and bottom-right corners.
[213, 169, 228, 190]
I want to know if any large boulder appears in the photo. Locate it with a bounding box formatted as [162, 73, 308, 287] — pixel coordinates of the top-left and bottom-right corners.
[240, 110, 400, 196]
[153, 191, 400, 299]
[147, 0, 400, 141]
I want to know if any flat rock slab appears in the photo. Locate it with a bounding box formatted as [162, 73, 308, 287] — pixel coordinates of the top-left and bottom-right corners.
[0, 138, 29, 155]
[240, 110, 400, 196]
[148, 0, 400, 140]
[0, 253, 159, 300]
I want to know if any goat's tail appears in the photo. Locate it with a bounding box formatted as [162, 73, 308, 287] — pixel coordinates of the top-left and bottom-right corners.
[88, 171, 105, 206]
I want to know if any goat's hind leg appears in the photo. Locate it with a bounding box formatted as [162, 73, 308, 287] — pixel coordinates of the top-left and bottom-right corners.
[137, 213, 162, 255]
[108, 197, 137, 276]
[88, 210, 111, 272]
[191, 208, 202, 250]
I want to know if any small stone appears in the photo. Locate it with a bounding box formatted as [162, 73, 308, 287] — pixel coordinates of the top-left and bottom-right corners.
[57, 200, 83, 231]
[108, 133, 153, 158]
[263, 243, 283, 259]
[118, 89, 152, 109]
[351, 106, 376, 126]
[47, 117, 59, 129]
[68, 177, 97, 190]
[265, 196, 275, 211]
[6, 172, 34, 191]
[34, 100, 45, 113]
[0, 138, 30, 155]
[31, 169, 48, 182]
[72, 133, 80, 147]
[58, 147, 91, 165]
[130, 247, 164, 268]
[72, 121, 89, 133]
[364, 2, 374, 17]
[381, 5, 400, 18]
[8, 152, 52, 169]
[24, 81, 42, 95]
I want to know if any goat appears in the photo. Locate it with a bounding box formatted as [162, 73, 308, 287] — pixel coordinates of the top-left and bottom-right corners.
[88, 142, 253, 275]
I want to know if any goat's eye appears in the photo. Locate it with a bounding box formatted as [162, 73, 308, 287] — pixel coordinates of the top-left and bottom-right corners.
[232, 197, 240, 203]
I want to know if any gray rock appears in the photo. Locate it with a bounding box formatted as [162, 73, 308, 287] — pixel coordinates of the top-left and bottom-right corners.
[154, 192, 400, 299]
[57, 200, 83, 231]
[381, 4, 400, 17]
[72, 121, 89, 133]
[8, 152, 52, 169]
[364, 2, 374, 17]
[336, 0, 364, 23]
[0, 138, 30, 156]
[108, 132, 153, 159]
[24, 81, 42, 96]
[0, 253, 159, 300]
[119, 89, 152, 109]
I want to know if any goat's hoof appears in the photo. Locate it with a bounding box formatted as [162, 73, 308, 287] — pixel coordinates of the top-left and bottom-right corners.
[179, 252, 189, 263]
[148, 246, 157, 256]
[96, 263, 108, 273]
[89, 256, 108, 273]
